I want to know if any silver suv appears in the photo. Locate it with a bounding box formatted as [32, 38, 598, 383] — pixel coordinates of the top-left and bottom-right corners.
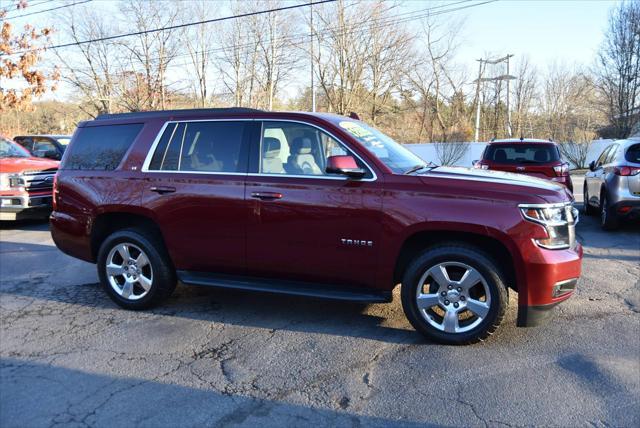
[584, 138, 640, 229]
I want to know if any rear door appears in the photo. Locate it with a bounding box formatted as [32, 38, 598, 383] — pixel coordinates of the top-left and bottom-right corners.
[245, 120, 383, 289]
[140, 119, 254, 274]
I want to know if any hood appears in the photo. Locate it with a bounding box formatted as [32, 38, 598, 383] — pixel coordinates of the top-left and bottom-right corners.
[420, 166, 572, 203]
[0, 157, 59, 174]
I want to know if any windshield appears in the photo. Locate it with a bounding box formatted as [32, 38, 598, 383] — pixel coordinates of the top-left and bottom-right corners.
[337, 120, 431, 174]
[0, 139, 30, 158]
[484, 144, 560, 164]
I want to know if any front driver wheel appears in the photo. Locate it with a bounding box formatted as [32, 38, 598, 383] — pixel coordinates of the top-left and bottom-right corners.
[401, 244, 508, 345]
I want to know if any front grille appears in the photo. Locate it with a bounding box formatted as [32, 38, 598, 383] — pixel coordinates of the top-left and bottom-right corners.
[22, 169, 57, 193]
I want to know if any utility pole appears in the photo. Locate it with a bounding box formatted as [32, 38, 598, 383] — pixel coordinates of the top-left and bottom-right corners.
[310, 0, 316, 112]
[505, 54, 514, 137]
[474, 59, 484, 142]
[473, 54, 515, 141]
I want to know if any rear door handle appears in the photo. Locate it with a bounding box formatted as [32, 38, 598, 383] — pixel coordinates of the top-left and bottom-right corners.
[150, 186, 176, 195]
[251, 192, 283, 200]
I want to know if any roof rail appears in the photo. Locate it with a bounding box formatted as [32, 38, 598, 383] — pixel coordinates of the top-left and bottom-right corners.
[95, 108, 263, 120]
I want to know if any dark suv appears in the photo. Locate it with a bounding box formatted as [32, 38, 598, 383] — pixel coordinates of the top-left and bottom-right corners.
[474, 139, 573, 193]
[51, 109, 582, 344]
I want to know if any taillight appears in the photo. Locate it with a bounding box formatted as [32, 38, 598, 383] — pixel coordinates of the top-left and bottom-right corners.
[53, 172, 59, 210]
[553, 163, 569, 177]
[613, 166, 640, 176]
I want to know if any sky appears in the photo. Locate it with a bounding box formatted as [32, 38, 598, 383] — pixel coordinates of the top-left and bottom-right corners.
[0, 0, 621, 101]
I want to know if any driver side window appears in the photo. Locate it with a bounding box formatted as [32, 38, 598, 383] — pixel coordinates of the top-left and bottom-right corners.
[596, 146, 613, 167]
[259, 122, 352, 177]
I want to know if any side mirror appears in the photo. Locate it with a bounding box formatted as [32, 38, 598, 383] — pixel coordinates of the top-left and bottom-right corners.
[326, 155, 366, 179]
[44, 150, 61, 160]
[588, 160, 596, 172]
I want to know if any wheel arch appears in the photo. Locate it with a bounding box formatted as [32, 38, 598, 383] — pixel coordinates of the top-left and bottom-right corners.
[90, 209, 167, 263]
[392, 228, 520, 292]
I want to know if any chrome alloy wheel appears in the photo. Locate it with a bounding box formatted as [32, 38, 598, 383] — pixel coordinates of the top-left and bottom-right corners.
[105, 243, 153, 301]
[415, 262, 491, 334]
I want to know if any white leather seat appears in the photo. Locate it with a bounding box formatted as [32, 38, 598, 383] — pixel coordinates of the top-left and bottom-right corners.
[287, 137, 322, 175]
[262, 137, 285, 174]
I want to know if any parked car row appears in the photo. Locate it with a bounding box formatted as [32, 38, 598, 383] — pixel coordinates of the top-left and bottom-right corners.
[474, 137, 640, 230]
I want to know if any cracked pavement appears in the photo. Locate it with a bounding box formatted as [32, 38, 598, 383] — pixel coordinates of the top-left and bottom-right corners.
[1, 176, 639, 427]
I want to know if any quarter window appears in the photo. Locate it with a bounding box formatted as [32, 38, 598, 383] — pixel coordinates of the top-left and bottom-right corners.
[148, 121, 248, 173]
[61, 123, 143, 170]
[259, 121, 367, 178]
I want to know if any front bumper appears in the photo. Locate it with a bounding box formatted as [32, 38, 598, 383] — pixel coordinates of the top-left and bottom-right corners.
[516, 239, 583, 327]
[0, 193, 53, 220]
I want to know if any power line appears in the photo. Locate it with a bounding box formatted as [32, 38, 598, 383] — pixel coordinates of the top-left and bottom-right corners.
[0, 0, 56, 17]
[3, 0, 338, 57]
[50, 0, 491, 74]
[1, 0, 91, 20]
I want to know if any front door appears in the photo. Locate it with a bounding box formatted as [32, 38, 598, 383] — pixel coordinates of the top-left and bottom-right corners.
[140, 120, 253, 274]
[245, 120, 383, 288]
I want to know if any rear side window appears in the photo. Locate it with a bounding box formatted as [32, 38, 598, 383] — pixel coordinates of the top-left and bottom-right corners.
[484, 144, 560, 164]
[625, 144, 640, 163]
[147, 121, 248, 173]
[62, 123, 143, 170]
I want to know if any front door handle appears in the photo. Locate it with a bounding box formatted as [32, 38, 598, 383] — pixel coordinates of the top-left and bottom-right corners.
[150, 186, 176, 195]
[251, 192, 283, 200]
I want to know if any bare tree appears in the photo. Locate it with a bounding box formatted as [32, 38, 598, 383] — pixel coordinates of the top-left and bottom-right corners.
[558, 140, 592, 169]
[55, 5, 124, 116]
[119, 1, 181, 111]
[184, 1, 215, 108]
[364, 3, 413, 125]
[255, 0, 300, 110]
[217, 1, 260, 107]
[434, 141, 468, 166]
[596, 0, 640, 138]
[512, 57, 537, 138]
[313, 0, 370, 115]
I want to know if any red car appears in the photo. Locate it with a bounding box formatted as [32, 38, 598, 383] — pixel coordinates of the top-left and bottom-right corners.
[0, 137, 58, 221]
[50, 109, 582, 344]
[474, 138, 573, 193]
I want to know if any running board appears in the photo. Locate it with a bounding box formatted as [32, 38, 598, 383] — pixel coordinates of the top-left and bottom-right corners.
[177, 271, 392, 303]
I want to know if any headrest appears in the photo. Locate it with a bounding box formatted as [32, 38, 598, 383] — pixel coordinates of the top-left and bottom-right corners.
[263, 137, 281, 158]
[534, 150, 548, 162]
[494, 149, 507, 162]
[291, 137, 312, 154]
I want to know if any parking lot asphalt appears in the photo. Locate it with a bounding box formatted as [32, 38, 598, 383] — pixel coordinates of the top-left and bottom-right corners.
[1, 175, 639, 427]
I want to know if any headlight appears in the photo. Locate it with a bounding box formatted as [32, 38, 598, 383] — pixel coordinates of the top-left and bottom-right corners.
[0, 173, 26, 191]
[519, 203, 578, 250]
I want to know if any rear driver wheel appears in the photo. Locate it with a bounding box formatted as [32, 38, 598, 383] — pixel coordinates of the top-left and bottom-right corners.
[401, 244, 508, 345]
[97, 228, 176, 309]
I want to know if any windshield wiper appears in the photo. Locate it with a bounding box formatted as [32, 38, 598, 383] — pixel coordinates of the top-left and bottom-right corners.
[404, 162, 437, 175]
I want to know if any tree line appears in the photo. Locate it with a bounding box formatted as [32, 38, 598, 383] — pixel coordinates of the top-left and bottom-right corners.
[1, 0, 638, 160]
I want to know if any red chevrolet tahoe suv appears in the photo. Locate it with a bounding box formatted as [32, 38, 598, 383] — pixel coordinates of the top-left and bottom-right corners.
[474, 139, 573, 193]
[50, 109, 582, 344]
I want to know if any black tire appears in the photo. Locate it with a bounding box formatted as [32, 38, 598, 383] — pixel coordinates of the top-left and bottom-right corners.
[583, 185, 597, 216]
[600, 191, 619, 230]
[97, 228, 176, 309]
[400, 244, 508, 345]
